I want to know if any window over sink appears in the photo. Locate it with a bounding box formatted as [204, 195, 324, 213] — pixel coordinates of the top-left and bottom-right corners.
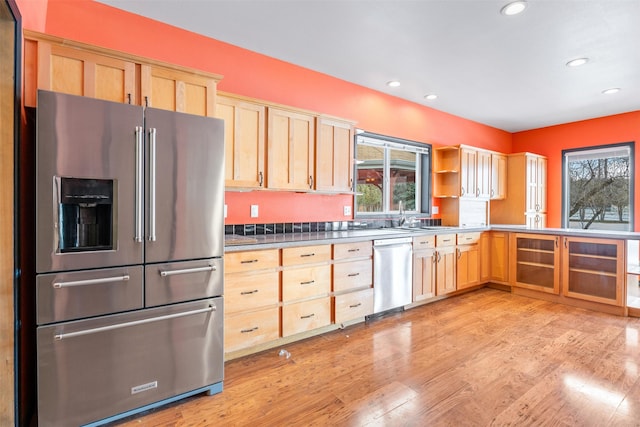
[354, 131, 431, 217]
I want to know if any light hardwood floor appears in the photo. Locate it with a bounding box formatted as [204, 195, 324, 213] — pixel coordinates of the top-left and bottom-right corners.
[114, 288, 640, 426]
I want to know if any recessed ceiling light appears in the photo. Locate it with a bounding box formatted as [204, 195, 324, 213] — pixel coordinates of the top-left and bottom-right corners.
[424, 94, 438, 100]
[566, 58, 589, 67]
[500, 1, 527, 16]
[387, 80, 401, 88]
[602, 88, 621, 95]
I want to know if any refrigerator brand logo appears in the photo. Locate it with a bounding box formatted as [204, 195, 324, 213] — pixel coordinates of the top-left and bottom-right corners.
[131, 381, 158, 395]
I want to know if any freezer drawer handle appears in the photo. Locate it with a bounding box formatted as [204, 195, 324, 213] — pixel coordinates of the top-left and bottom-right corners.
[54, 305, 216, 341]
[159, 265, 217, 277]
[53, 274, 130, 289]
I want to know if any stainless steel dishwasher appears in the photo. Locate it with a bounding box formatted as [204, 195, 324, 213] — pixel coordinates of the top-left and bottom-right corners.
[373, 237, 413, 313]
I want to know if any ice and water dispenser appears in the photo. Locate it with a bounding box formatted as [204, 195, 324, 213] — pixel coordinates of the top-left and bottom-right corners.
[58, 177, 114, 252]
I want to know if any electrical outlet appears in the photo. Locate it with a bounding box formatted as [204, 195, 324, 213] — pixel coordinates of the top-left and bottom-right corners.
[343, 205, 352, 216]
[432, 206, 439, 214]
[224, 204, 227, 218]
[250, 205, 259, 218]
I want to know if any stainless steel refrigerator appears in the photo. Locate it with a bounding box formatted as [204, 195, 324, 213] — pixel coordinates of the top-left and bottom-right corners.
[34, 90, 225, 427]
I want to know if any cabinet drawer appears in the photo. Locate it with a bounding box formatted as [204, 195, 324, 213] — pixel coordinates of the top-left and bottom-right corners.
[333, 240, 372, 260]
[282, 245, 331, 266]
[282, 265, 331, 301]
[333, 259, 372, 292]
[225, 307, 280, 353]
[457, 232, 481, 245]
[225, 271, 279, 314]
[225, 249, 279, 274]
[282, 297, 331, 337]
[334, 288, 374, 324]
[436, 233, 457, 247]
[413, 234, 435, 249]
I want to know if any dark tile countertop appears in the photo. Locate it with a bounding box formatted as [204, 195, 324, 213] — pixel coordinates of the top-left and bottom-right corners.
[224, 224, 640, 252]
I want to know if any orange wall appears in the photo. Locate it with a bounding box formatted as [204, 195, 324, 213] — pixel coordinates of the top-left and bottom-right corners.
[16, 0, 512, 224]
[513, 111, 640, 231]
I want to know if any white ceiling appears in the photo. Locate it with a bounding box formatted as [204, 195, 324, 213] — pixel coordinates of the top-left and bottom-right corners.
[96, 0, 640, 132]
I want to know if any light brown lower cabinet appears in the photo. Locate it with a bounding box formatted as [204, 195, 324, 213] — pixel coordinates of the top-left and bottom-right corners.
[436, 234, 457, 295]
[456, 232, 481, 290]
[282, 297, 332, 337]
[511, 233, 560, 294]
[490, 231, 510, 283]
[225, 307, 280, 353]
[333, 288, 374, 324]
[561, 236, 625, 306]
[413, 235, 436, 301]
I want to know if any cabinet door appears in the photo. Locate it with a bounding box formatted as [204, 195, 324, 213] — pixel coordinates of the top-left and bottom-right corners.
[315, 117, 354, 192]
[490, 232, 509, 283]
[562, 237, 624, 306]
[413, 249, 436, 301]
[215, 96, 266, 188]
[536, 156, 547, 212]
[525, 155, 539, 212]
[436, 246, 456, 295]
[476, 150, 492, 199]
[480, 232, 490, 282]
[490, 153, 507, 200]
[460, 148, 477, 198]
[512, 233, 559, 294]
[457, 244, 480, 290]
[141, 64, 217, 117]
[33, 41, 136, 105]
[267, 107, 315, 190]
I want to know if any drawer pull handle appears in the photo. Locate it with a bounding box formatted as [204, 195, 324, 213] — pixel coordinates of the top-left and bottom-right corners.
[442, 239, 451, 242]
[241, 326, 259, 333]
[53, 274, 130, 288]
[300, 313, 315, 319]
[347, 248, 360, 252]
[300, 253, 315, 258]
[240, 259, 259, 264]
[240, 289, 259, 295]
[347, 273, 360, 277]
[160, 265, 216, 277]
[349, 303, 362, 308]
[54, 305, 215, 340]
[300, 280, 315, 285]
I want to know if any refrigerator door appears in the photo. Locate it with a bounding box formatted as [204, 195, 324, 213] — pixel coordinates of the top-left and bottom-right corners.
[144, 108, 225, 263]
[36, 90, 144, 273]
[37, 298, 224, 427]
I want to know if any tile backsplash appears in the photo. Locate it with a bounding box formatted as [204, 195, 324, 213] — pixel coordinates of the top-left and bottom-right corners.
[225, 218, 441, 236]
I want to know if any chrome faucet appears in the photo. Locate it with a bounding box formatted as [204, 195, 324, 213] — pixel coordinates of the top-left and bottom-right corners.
[398, 200, 406, 227]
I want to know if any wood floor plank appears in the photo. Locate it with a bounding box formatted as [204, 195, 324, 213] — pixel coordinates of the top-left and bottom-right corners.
[113, 289, 640, 426]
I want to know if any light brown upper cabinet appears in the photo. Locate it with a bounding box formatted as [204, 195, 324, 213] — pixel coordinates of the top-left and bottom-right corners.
[215, 94, 266, 188]
[140, 64, 217, 117]
[267, 107, 315, 190]
[24, 31, 221, 117]
[434, 145, 495, 200]
[490, 153, 507, 200]
[491, 152, 547, 228]
[24, 37, 136, 106]
[315, 116, 355, 192]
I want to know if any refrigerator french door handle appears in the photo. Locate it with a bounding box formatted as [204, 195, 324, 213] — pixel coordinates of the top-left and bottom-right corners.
[148, 127, 157, 242]
[135, 126, 144, 242]
[159, 265, 217, 277]
[52, 274, 130, 289]
[54, 305, 216, 341]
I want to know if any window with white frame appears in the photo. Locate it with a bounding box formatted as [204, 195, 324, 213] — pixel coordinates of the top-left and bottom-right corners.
[562, 142, 634, 230]
[354, 131, 431, 216]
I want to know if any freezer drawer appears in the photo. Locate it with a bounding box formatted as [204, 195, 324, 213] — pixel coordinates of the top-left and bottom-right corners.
[36, 266, 144, 325]
[37, 298, 224, 427]
[145, 258, 223, 307]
